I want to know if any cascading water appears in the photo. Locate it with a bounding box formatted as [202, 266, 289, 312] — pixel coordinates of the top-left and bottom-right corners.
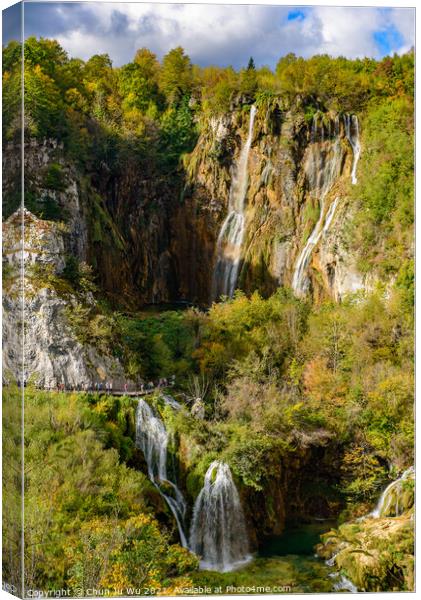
[136, 398, 188, 547]
[291, 125, 343, 297]
[330, 572, 358, 593]
[325, 466, 414, 592]
[211, 105, 257, 301]
[291, 195, 340, 298]
[344, 114, 361, 185]
[189, 461, 250, 572]
[369, 466, 414, 518]
[292, 113, 361, 297]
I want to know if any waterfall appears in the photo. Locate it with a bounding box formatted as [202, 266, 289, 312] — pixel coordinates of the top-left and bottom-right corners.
[291, 113, 361, 297]
[211, 105, 257, 300]
[136, 398, 188, 547]
[327, 552, 358, 592]
[331, 573, 358, 593]
[344, 114, 361, 185]
[369, 466, 414, 518]
[325, 466, 414, 592]
[162, 393, 182, 411]
[291, 134, 342, 297]
[189, 461, 250, 572]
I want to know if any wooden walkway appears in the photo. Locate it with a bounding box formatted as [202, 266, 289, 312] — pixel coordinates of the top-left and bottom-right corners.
[43, 387, 169, 396]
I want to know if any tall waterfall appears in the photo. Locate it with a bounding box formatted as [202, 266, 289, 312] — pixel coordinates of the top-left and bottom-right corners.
[291, 113, 361, 297]
[136, 398, 188, 547]
[291, 127, 343, 297]
[370, 466, 414, 518]
[211, 105, 257, 300]
[189, 461, 250, 572]
[344, 114, 361, 185]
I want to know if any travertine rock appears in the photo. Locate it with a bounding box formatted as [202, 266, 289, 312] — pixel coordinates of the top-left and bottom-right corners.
[2, 209, 127, 388]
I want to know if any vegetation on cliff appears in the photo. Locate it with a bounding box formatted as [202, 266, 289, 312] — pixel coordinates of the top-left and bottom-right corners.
[5, 274, 413, 590]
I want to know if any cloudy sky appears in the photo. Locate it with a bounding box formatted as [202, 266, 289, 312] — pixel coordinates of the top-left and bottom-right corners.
[3, 1, 415, 68]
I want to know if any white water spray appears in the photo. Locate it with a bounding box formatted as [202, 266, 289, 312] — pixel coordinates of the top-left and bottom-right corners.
[369, 466, 414, 518]
[325, 466, 414, 592]
[212, 105, 257, 300]
[330, 572, 358, 593]
[189, 461, 250, 572]
[136, 398, 188, 547]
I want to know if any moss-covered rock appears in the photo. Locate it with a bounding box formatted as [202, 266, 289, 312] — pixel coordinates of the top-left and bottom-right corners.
[317, 512, 414, 591]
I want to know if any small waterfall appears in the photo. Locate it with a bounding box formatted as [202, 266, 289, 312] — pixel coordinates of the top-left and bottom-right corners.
[327, 552, 358, 592]
[331, 573, 358, 593]
[136, 398, 188, 547]
[311, 114, 317, 143]
[291, 112, 362, 297]
[189, 461, 250, 572]
[291, 134, 342, 297]
[162, 393, 182, 411]
[325, 466, 414, 592]
[370, 466, 414, 518]
[211, 105, 257, 300]
[344, 114, 361, 185]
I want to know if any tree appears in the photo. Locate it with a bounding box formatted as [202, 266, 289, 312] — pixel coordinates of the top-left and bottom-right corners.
[247, 57, 255, 71]
[24, 37, 68, 78]
[119, 49, 161, 113]
[239, 56, 258, 97]
[24, 65, 65, 138]
[159, 46, 193, 105]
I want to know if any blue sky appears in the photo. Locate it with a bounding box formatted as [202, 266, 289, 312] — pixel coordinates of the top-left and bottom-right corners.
[3, 2, 415, 68]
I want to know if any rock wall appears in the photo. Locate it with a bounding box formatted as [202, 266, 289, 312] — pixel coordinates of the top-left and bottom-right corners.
[3, 102, 371, 309]
[182, 102, 369, 303]
[2, 209, 127, 388]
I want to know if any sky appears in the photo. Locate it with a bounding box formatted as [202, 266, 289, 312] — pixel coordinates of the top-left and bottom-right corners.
[2, 1, 416, 69]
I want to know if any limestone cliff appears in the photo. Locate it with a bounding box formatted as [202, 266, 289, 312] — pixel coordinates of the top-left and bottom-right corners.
[2, 102, 376, 385]
[3, 101, 371, 309]
[2, 208, 127, 388]
[182, 102, 368, 303]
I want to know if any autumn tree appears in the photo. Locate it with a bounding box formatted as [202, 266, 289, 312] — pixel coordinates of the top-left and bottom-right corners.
[159, 46, 193, 105]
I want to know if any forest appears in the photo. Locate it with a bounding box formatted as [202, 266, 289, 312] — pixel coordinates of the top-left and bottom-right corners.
[2, 36, 414, 595]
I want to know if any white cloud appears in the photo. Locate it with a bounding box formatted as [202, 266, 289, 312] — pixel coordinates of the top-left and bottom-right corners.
[27, 2, 415, 67]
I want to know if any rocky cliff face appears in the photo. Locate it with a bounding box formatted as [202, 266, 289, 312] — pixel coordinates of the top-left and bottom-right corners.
[3, 138, 88, 260]
[3, 102, 370, 309]
[2, 208, 126, 388]
[2, 102, 374, 385]
[182, 102, 368, 303]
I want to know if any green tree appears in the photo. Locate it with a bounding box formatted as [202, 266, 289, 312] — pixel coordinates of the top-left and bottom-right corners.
[239, 56, 258, 97]
[159, 46, 193, 105]
[119, 48, 162, 114]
